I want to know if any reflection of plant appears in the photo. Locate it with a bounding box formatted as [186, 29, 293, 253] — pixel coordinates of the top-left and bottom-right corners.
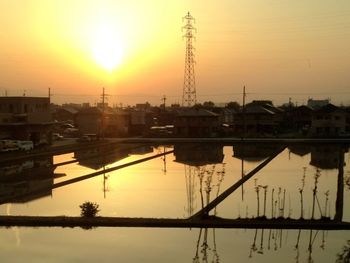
[345, 174, 350, 190]
[79, 201, 100, 217]
[336, 240, 350, 263]
[299, 167, 307, 219]
[311, 168, 321, 219]
[193, 228, 220, 263]
[198, 164, 226, 214]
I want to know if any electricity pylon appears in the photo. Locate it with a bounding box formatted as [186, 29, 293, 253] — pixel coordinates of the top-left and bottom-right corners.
[182, 12, 197, 107]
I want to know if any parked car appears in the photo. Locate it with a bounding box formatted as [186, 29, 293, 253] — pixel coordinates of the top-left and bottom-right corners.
[53, 133, 64, 141]
[16, 140, 34, 151]
[76, 135, 91, 142]
[0, 140, 19, 152]
[76, 134, 99, 142]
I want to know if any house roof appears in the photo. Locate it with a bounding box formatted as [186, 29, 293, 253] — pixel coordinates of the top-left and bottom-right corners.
[77, 107, 102, 115]
[293, 105, 313, 112]
[176, 108, 218, 117]
[59, 107, 79, 114]
[314, 103, 343, 114]
[244, 104, 275, 114]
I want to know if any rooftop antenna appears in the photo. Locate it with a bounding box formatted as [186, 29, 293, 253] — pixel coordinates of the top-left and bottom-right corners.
[182, 12, 197, 107]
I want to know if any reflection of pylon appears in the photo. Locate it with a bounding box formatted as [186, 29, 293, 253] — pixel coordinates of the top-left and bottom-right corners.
[185, 165, 197, 217]
[185, 164, 225, 217]
[182, 12, 197, 107]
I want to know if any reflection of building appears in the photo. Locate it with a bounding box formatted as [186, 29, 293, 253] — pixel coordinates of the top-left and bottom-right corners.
[310, 145, 346, 169]
[288, 144, 311, 157]
[174, 144, 224, 166]
[174, 144, 225, 217]
[74, 146, 129, 170]
[128, 145, 153, 155]
[0, 157, 57, 203]
[233, 143, 280, 162]
[0, 96, 53, 145]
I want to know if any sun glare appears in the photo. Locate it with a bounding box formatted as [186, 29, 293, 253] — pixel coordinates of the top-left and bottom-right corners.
[92, 25, 124, 71]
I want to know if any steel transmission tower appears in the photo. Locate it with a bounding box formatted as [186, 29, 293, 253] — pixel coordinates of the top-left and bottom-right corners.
[182, 12, 197, 107]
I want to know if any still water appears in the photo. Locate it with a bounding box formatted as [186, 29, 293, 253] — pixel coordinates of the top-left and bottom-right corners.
[0, 143, 349, 262]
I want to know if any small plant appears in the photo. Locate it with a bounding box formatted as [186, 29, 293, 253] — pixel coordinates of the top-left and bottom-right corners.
[79, 201, 100, 217]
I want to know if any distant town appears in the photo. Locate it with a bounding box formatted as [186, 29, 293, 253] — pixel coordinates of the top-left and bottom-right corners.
[0, 95, 349, 152]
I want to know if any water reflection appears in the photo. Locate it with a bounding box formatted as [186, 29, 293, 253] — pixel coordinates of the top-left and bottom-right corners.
[174, 144, 225, 217]
[0, 157, 60, 203]
[247, 228, 329, 263]
[73, 146, 130, 170]
[0, 142, 349, 262]
[193, 228, 220, 263]
[337, 240, 350, 262]
[233, 143, 281, 163]
[310, 145, 348, 170]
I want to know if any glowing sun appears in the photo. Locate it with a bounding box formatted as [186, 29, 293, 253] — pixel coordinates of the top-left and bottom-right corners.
[92, 25, 124, 71]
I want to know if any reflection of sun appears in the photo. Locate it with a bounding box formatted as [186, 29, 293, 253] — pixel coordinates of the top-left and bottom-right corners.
[92, 25, 124, 71]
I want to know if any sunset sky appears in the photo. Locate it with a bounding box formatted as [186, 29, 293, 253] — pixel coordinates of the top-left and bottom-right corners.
[1, 0, 350, 106]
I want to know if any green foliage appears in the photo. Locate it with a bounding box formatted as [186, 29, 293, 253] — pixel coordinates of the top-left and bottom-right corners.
[79, 201, 100, 218]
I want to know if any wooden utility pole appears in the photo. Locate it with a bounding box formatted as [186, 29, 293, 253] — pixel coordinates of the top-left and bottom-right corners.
[161, 95, 166, 109]
[335, 147, 344, 221]
[242, 85, 246, 139]
[101, 87, 107, 140]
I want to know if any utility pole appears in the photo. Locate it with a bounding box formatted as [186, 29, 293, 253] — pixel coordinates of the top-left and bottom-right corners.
[182, 12, 197, 107]
[48, 87, 51, 103]
[101, 87, 108, 140]
[161, 95, 166, 109]
[242, 85, 246, 139]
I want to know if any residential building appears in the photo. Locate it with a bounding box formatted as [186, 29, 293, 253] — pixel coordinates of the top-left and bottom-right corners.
[0, 96, 53, 145]
[307, 98, 330, 109]
[234, 100, 282, 137]
[53, 106, 78, 122]
[173, 108, 219, 137]
[309, 104, 347, 137]
[75, 107, 130, 137]
[128, 109, 154, 136]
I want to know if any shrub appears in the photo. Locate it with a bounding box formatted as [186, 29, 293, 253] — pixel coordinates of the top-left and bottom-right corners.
[79, 201, 100, 217]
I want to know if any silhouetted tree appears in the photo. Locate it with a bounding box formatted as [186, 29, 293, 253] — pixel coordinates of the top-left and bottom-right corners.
[80, 201, 100, 217]
[225, 101, 240, 111]
[202, 101, 215, 108]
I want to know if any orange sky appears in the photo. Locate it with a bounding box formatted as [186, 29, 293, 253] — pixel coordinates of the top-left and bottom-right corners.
[1, 0, 350, 106]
